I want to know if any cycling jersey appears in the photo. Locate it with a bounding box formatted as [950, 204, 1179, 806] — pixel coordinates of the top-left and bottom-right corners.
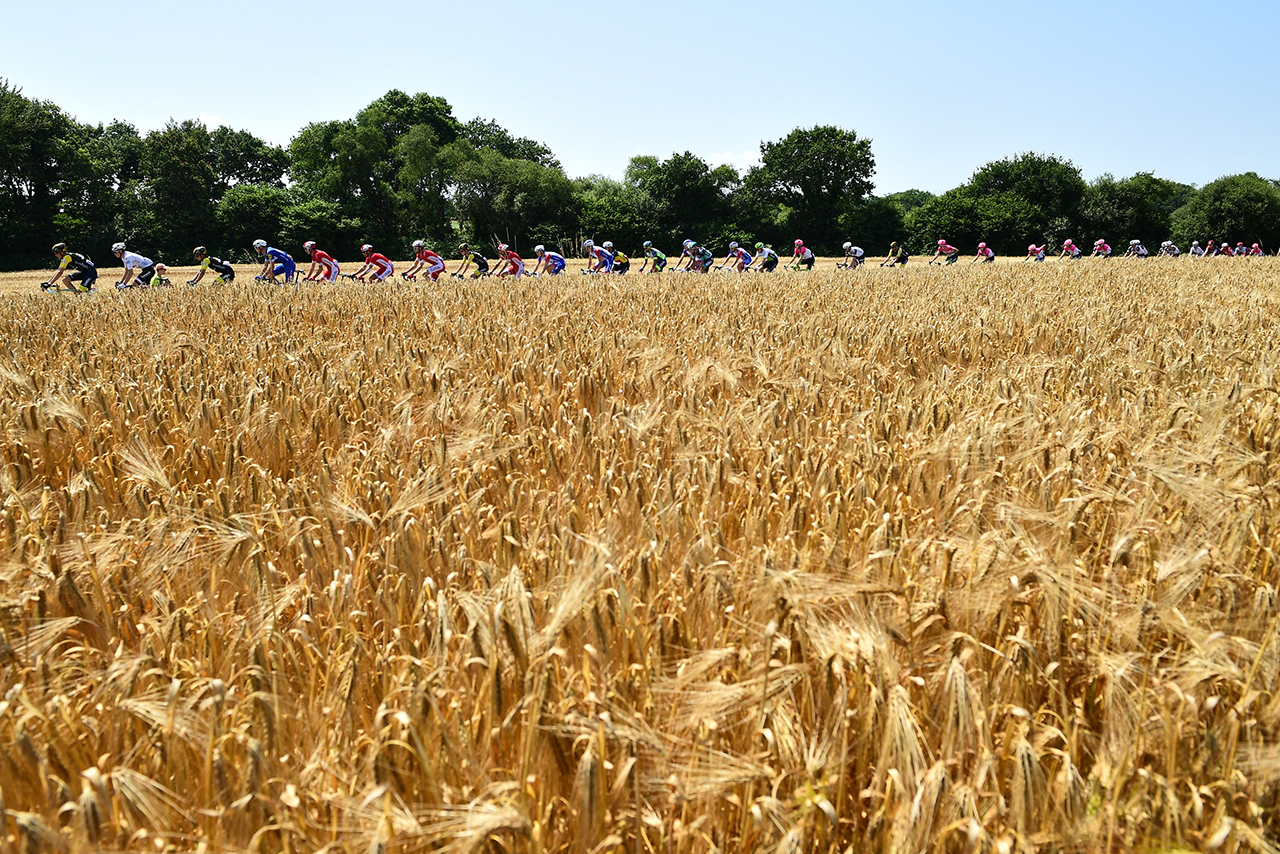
[121, 251, 153, 270]
[265, 247, 290, 264]
[976, 247, 994, 260]
[542, 251, 566, 273]
[590, 246, 614, 271]
[846, 247, 865, 259]
[730, 247, 753, 263]
[645, 247, 666, 260]
[201, 256, 235, 280]
[365, 253, 394, 278]
[59, 252, 95, 272]
[938, 244, 958, 256]
[311, 249, 339, 280]
[793, 247, 814, 260]
[614, 251, 629, 264]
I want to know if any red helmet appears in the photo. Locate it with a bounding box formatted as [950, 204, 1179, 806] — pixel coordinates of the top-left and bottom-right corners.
[360, 244, 373, 254]
[303, 241, 316, 252]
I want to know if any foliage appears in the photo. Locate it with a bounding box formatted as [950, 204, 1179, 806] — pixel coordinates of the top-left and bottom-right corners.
[1171, 172, 1280, 249]
[1081, 172, 1196, 245]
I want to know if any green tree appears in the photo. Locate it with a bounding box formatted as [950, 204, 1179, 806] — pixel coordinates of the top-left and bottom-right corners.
[447, 142, 577, 253]
[137, 119, 217, 260]
[462, 118, 558, 168]
[753, 125, 875, 253]
[1081, 173, 1196, 245]
[884, 189, 935, 215]
[214, 184, 289, 257]
[0, 81, 78, 268]
[209, 126, 288, 195]
[1171, 173, 1280, 249]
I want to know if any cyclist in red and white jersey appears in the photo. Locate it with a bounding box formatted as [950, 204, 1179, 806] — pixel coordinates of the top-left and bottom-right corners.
[496, 244, 524, 278]
[931, 239, 960, 265]
[302, 241, 340, 281]
[352, 244, 395, 282]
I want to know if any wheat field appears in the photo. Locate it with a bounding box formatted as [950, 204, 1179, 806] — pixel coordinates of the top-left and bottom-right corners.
[1, 259, 1279, 854]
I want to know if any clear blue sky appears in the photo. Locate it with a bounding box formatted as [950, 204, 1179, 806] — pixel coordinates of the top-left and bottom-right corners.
[8, 0, 1278, 194]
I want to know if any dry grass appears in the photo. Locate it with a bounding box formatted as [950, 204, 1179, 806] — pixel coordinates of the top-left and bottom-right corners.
[1, 258, 1279, 853]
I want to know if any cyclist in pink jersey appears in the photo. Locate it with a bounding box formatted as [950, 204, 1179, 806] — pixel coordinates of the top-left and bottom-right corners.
[1025, 243, 1046, 262]
[930, 239, 959, 265]
[1091, 239, 1111, 258]
[972, 242, 995, 263]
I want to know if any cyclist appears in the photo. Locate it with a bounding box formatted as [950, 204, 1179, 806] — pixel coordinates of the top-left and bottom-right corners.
[840, 242, 865, 268]
[608, 243, 630, 274]
[972, 242, 995, 263]
[1157, 241, 1181, 257]
[351, 244, 395, 282]
[1188, 240, 1205, 257]
[496, 244, 524, 278]
[453, 243, 490, 278]
[531, 245, 566, 276]
[1123, 239, 1148, 257]
[1060, 239, 1082, 259]
[407, 241, 446, 281]
[1025, 244, 1047, 262]
[747, 242, 779, 272]
[583, 239, 614, 274]
[1090, 239, 1111, 258]
[789, 239, 815, 270]
[42, 243, 97, 292]
[719, 241, 754, 272]
[881, 242, 909, 267]
[931, 239, 960, 265]
[113, 242, 166, 288]
[638, 241, 667, 274]
[188, 246, 235, 285]
[302, 241, 340, 282]
[1248, 243, 1265, 256]
[254, 239, 296, 282]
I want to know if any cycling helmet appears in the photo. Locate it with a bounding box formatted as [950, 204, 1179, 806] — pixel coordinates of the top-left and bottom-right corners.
[1029, 244, 1038, 251]
[1094, 239, 1105, 245]
[459, 243, 469, 252]
[683, 239, 694, 248]
[1161, 241, 1171, 247]
[754, 242, 763, 250]
[411, 239, 424, 248]
[937, 239, 947, 246]
[643, 240, 652, 248]
[253, 239, 267, 250]
[795, 239, 804, 246]
[583, 239, 594, 249]
[729, 241, 739, 250]
[303, 241, 316, 252]
[360, 244, 373, 254]
[112, 242, 127, 252]
[602, 241, 613, 250]
[1254, 243, 1260, 249]
[534, 245, 545, 255]
[1130, 239, 1140, 245]
[842, 242, 852, 251]
[978, 242, 986, 249]
[498, 243, 509, 253]
[890, 241, 899, 248]
[1237, 242, 1244, 247]
[1063, 239, 1073, 246]
[52, 242, 67, 254]
[1191, 241, 1200, 246]
[193, 246, 207, 256]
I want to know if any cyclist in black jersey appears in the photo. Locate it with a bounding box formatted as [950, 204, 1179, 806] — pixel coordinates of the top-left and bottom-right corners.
[42, 243, 98, 292]
[188, 247, 236, 285]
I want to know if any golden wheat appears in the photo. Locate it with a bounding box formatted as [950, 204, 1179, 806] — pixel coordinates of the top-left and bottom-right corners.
[0, 258, 1278, 853]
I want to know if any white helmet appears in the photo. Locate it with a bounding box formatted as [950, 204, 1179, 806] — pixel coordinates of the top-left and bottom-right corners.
[583, 239, 593, 249]
[1161, 240, 1171, 247]
[1130, 239, 1140, 245]
[303, 240, 316, 252]
[111, 242, 126, 252]
[360, 244, 373, 254]
[253, 239, 267, 249]
[842, 242, 851, 250]
[643, 240, 652, 248]
[534, 245, 545, 255]
[412, 239, 424, 248]
[1191, 241, 1200, 246]
[683, 239, 694, 248]
[602, 241, 613, 250]
[729, 241, 739, 250]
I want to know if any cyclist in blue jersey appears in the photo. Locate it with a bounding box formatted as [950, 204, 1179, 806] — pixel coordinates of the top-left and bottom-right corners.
[254, 239, 296, 282]
[532, 245, 567, 276]
[718, 241, 754, 272]
[582, 239, 614, 273]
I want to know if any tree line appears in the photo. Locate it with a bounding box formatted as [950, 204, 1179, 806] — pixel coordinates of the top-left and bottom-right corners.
[4, 80, 1279, 271]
